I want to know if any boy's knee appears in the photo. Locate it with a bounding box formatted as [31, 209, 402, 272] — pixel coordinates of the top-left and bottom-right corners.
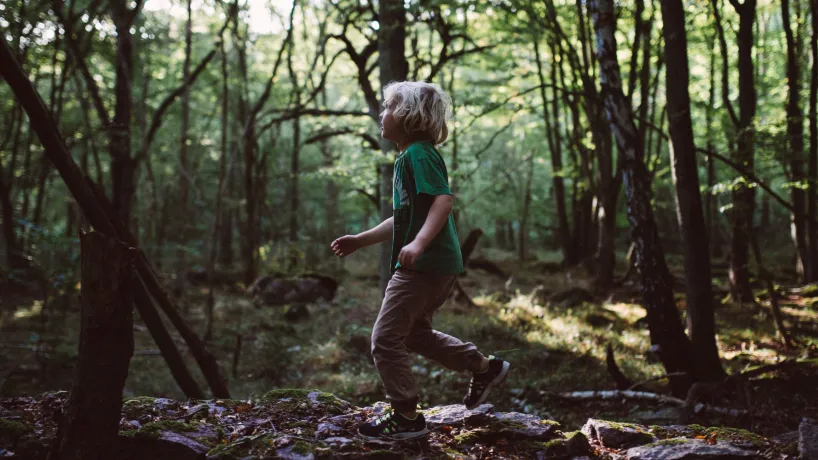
[370, 333, 401, 360]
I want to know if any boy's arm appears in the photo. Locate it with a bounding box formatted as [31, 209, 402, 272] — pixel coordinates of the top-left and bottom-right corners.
[356, 216, 394, 246]
[398, 194, 452, 267]
[331, 217, 393, 258]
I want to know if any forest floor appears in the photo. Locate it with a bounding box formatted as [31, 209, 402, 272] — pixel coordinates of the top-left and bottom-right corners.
[2, 245, 818, 439]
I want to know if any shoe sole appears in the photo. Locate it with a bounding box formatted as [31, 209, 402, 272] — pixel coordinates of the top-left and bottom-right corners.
[465, 361, 511, 410]
[359, 427, 430, 441]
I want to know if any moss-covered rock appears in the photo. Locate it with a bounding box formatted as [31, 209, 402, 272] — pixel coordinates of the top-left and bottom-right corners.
[0, 418, 33, 440]
[207, 433, 279, 459]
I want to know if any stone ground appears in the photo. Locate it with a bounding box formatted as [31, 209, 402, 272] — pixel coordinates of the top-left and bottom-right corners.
[1, 389, 814, 459]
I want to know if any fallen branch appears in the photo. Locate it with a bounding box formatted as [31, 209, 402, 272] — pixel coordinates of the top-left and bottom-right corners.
[731, 358, 818, 381]
[552, 390, 748, 418]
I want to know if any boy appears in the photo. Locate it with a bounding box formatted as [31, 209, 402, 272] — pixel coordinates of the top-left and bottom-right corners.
[331, 81, 511, 440]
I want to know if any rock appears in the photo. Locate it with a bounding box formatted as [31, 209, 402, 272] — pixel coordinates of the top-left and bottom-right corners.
[625, 438, 756, 459]
[799, 420, 818, 460]
[582, 419, 654, 448]
[276, 444, 315, 460]
[424, 404, 494, 428]
[491, 412, 561, 441]
[249, 274, 338, 307]
[536, 431, 592, 459]
[284, 304, 310, 322]
[116, 431, 208, 460]
[772, 430, 798, 445]
[548, 287, 594, 308]
[322, 436, 354, 447]
[315, 422, 343, 438]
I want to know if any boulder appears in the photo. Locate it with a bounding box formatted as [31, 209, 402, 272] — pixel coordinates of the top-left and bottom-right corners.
[248, 274, 338, 307]
[582, 419, 654, 448]
[625, 438, 756, 459]
[799, 420, 818, 460]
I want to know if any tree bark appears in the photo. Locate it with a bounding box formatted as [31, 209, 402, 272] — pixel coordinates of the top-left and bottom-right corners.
[590, 0, 694, 395]
[109, 0, 137, 227]
[783, 0, 808, 282]
[378, 0, 409, 297]
[808, 0, 818, 282]
[56, 231, 134, 460]
[659, 0, 725, 381]
[706, 28, 720, 258]
[727, 0, 758, 303]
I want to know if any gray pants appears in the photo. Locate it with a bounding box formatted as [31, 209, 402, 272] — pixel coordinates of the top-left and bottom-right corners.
[371, 268, 485, 413]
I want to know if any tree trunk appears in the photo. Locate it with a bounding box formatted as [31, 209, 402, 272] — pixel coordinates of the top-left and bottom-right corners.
[534, 38, 572, 264]
[0, 162, 24, 269]
[783, 0, 808, 282]
[519, 153, 535, 261]
[175, 0, 193, 304]
[807, 0, 818, 282]
[706, 29, 720, 258]
[109, 0, 137, 227]
[378, 0, 409, 297]
[287, 34, 302, 263]
[56, 231, 134, 460]
[204, 30, 233, 342]
[659, 0, 726, 381]
[728, 0, 758, 303]
[590, 0, 694, 395]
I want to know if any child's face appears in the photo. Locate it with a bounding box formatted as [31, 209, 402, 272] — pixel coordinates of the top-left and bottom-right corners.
[380, 100, 407, 144]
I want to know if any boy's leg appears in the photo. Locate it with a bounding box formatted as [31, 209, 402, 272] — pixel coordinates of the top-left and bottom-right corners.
[405, 282, 510, 410]
[370, 269, 454, 414]
[405, 314, 486, 373]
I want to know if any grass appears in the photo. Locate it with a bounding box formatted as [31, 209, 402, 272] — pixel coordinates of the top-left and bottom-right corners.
[2, 245, 817, 436]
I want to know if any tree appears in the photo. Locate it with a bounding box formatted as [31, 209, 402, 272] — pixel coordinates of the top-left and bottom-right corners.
[658, 0, 725, 380]
[725, 0, 758, 302]
[377, 0, 409, 296]
[782, 0, 808, 282]
[590, 0, 696, 395]
[808, 0, 818, 282]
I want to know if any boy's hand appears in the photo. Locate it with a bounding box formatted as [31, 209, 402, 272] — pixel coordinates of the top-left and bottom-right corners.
[398, 240, 425, 268]
[331, 235, 362, 257]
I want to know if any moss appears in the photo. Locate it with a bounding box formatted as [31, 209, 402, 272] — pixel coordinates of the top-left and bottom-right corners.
[262, 388, 314, 401]
[207, 434, 277, 458]
[641, 438, 690, 447]
[357, 448, 404, 459]
[0, 419, 33, 438]
[605, 421, 647, 432]
[315, 392, 348, 414]
[122, 396, 165, 419]
[141, 420, 197, 435]
[488, 418, 527, 431]
[118, 429, 149, 440]
[649, 425, 669, 438]
[454, 428, 486, 445]
[292, 441, 313, 454]
[701, 427, 767, 447]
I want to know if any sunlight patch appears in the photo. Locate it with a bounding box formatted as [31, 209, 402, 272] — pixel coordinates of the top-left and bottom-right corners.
[14, 301, 43, 320]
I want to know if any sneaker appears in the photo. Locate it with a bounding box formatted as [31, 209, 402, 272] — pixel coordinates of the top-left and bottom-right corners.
[463, 356, 511, 409]
[358, 409, 430, 440]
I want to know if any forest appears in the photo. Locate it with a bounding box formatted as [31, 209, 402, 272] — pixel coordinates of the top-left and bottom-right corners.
[1, 0, 818, 458]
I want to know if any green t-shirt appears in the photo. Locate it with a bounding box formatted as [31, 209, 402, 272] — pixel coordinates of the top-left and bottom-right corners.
[390, 141, 464, 275]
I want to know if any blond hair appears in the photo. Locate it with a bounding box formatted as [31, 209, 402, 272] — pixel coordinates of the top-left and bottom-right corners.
[382, 81, 453, 145]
